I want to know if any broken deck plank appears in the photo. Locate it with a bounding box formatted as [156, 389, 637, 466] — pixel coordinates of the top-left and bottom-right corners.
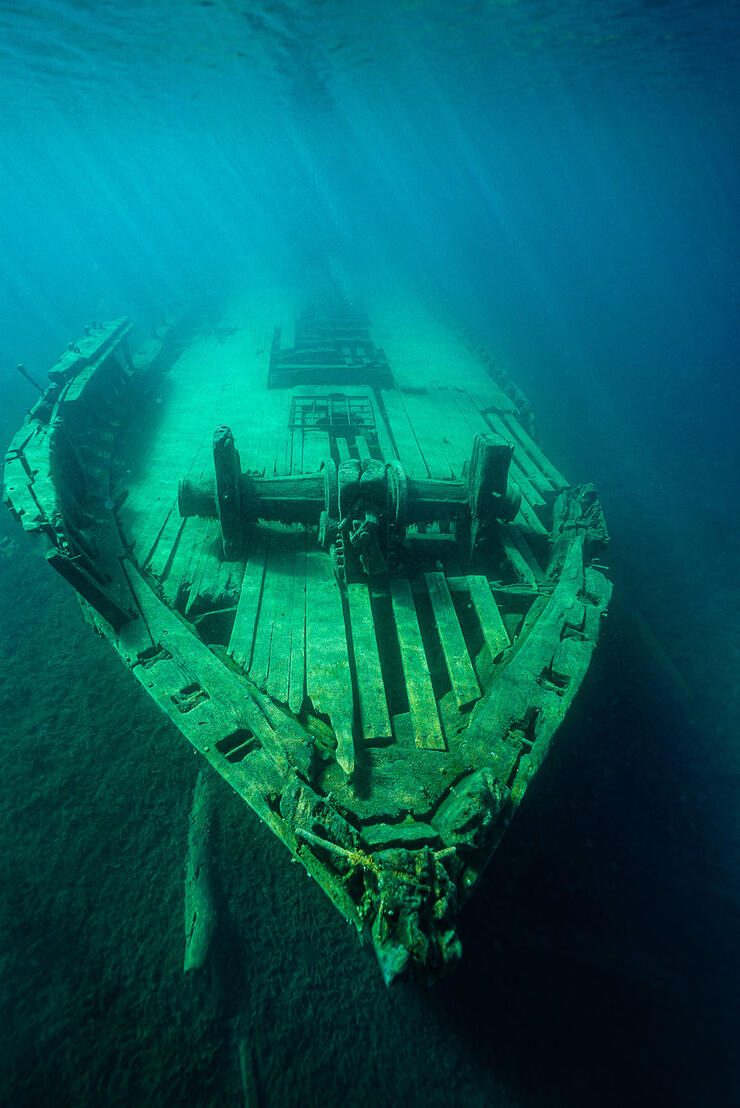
[287, 535, 307, 714]
[467, 575, 510, 661]
[424, 572, 480, 709]
[249, 538, 278, 691]
[161, 517, 213, 607]
[335, 437, 351, 464]
[355, 435, 372, 464]
[507, 456, 547, 509]
[228, 541, 266, 671]
[347, 583, 392, 743]
[184, 519, 224, 615]
[515, 491, 549, 537]
[498, 525, 539, 588]
[145, 503, 185, 579]
[266, 541, 298, 704]
[510, 525, 544, 583]
[305, 549, 355, 775]
[396, 391, 456, 479]
[390, 578, 445, 750]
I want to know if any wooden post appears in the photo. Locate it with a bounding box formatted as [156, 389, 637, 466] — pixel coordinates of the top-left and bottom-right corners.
[213, 426, 242, 560]
[467, 432, 520, 523]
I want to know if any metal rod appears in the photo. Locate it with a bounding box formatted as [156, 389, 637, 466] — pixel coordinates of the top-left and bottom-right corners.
[16, 363, 43, 393]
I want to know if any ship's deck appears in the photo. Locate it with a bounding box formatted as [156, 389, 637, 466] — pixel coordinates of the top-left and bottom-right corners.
[114, 292, 568, 801]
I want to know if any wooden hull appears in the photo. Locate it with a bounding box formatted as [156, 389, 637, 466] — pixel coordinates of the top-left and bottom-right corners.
[3, 292, 611, 983]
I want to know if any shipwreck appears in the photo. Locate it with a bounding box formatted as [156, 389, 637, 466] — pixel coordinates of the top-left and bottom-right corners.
[3, 290, 611, 984]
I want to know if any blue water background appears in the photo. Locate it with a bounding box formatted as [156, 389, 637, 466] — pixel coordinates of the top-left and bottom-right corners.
[1, 2, 739, 1105]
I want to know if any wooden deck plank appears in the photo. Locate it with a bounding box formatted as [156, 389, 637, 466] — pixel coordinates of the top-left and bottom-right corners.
[355, 435, 372, 464]
[367, 305, 500, 397]
[475, 378, 518, 414]
[305, 549, 355, 775]
[274, 428, 293, 477]
[511, 525, 544, 583]
[266, 541, 298, 704]
[446, 388, 552, 504]
[289, 429, 303, 477]
[372, 399, 398, 465]
[145, 502, 184, 579]
[515, 491, 549, 537]
[288, 535, 307, 714]
[498, 525, 539, 588]
[228, 541, 266, 670]
[161, 517, 215, 607]
[300, 429, 331, 474]
[390, 578, 445, 750]
[184, 519, 222, 615]
[467, 575, 510, 661]
[449, 387, 493, 438]
[395, 392, 456, 479]
[380, 389, 429, 478]
[249, 538, 278, 691]
[507, 456, 547, 509]
[501, 412, 569, 490]
[424, 572, 480, 709]
[484, 410, 551, 502]
[336, 437, 351, 463]
[347, 583, 392, 743]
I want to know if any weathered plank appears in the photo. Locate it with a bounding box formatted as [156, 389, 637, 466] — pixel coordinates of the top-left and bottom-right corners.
[300, 429, 331, 474]
[336, 437, 351, 464]
[184, 516, 226, 616]
[228, 542, 266, 671]
[390, 578, 445, 750]
[396, 391, 456, 479]
[355, 435, 372, 464]
[507, 456, 546, 509]
[498, 525, 539, 588]
[305, 549, 355, 775]
[266, 541, 298, 704]
[485, 410, 550, 502]
[424, 572, 480, 709]
[122, 558, 292, 780]
[467, 575, 510, 661]
[510, 525, 544, 583]
[380, 389, 429, 478]
[287, 536, 307, 714]
[515, 491, 549, 537]
[161, 517, 213, 607]
[249, 538, 278, 691]
[347, 583, 392, 743]
[145, 503, 184, 580]
[372, 401, 398, 465]
[501, 412, 569, 490]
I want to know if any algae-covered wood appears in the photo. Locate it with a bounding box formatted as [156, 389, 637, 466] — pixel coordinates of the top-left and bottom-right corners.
[2, 290, 611, 985]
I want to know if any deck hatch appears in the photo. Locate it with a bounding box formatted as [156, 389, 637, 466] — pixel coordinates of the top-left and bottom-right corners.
[289, 393, 375, 435]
